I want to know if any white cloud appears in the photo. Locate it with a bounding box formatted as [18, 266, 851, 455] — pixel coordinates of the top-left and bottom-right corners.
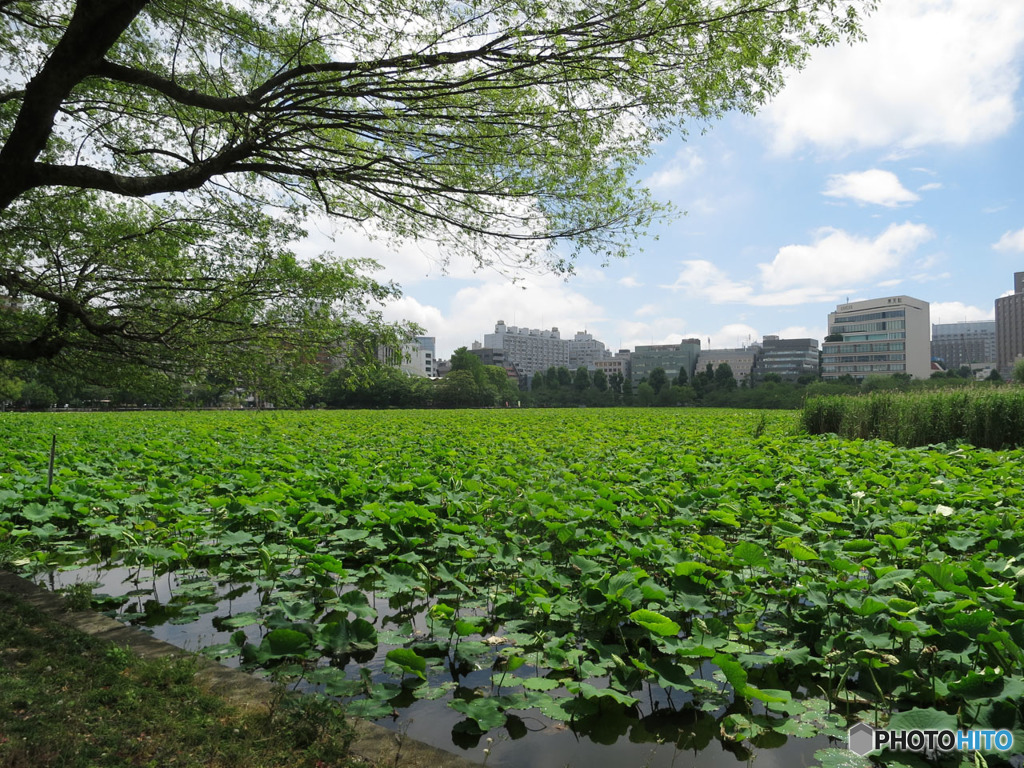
[993, 228, 1024, 253]
[634, 303, 660, 318]
[912, 271, 950, 283]
[823, 170, 919, 207]
[702, 323, 760, 350]
[913, 252, 945, 271]
[617, 318, 693, 350]
[772, 325, 828, 344]
[645, 147, 705, 191]
[758, 223, 934, 294]
[380, 295, 448, 337]
[300, 197, 571, 289]
[763, 0, 1024, 154]
[662, 223, 934, 309]
[661, 260, 753, 302]
[618, 276, 643, 288]
[295, 215, 483, 284]
[618, 321, 759, 352]
[574, 266, 607, 283]
[918, 182, 944, 192]
[929, 301, 995, 323]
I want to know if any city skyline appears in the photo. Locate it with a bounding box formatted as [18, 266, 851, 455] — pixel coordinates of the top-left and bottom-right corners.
[294, 0, 1024, 361]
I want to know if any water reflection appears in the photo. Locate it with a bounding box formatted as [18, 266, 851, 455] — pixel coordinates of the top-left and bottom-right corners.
[41, 564, 842, 768]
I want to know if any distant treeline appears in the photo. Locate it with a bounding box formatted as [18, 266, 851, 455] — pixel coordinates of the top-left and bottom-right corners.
[325, 354, 833, 410]
[318, 358, 1007, 412]
[2, 345, 1014, 416]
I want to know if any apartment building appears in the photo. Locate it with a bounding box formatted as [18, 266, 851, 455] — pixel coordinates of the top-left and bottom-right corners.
[483, 321, 568, 381]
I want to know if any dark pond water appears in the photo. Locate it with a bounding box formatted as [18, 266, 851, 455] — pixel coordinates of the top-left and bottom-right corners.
[39, 564, 844, 768]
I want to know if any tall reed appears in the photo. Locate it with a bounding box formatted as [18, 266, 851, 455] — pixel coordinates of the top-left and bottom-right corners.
[802, 388, 1024, 449]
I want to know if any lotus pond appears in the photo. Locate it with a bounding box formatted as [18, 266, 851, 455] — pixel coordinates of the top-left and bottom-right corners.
[2, 408, 1024, 768]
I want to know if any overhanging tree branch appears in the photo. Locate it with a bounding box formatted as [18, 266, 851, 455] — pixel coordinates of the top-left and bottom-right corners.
[0, 0, 874, 367]
[31, 139, 259, 197]
[0, 0, 150, 206]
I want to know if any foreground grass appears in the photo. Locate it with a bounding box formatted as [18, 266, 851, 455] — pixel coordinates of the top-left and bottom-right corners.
[0, 591, 364, 768]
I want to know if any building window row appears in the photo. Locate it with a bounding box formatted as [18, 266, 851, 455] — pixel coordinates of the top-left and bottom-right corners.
[832, 310, 906, 325]
[828, 342, 905, 354]
[823, 363, 907, 373]
[830, 320, 905, 335]
[831, 332, 906, 343]
[823, 354, 906, 364]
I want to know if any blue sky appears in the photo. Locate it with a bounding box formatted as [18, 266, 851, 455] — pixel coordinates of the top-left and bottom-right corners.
[312, 0, 1024, 360]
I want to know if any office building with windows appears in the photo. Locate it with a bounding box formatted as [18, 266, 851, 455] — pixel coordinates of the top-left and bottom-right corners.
[631, 340, 701, 389]
[752, 336, 819, 381]
[822, 295, 930, 380]
[931, 322, 995, 373]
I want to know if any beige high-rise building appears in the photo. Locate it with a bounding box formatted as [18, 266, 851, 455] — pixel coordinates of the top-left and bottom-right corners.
[483, 320, 567, 381]
[567, 330, 611, 369]
[821, 295, 930, 380]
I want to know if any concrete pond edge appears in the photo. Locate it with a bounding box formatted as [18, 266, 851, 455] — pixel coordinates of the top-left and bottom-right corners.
[0, 571, 482, 768]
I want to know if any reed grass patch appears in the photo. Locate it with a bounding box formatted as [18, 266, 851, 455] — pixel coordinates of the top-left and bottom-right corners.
[802, 387, 1024, 448]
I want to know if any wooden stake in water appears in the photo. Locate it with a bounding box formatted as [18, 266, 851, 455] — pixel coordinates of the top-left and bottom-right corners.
[47, 435, 56, 493]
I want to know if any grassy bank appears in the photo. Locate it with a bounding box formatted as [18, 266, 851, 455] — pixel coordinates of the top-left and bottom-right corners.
[0, 589, 362, 768]
[802, 387, 1024, 448]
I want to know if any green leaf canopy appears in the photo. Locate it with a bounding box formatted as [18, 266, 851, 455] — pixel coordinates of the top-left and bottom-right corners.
[1, 0, 872, 369]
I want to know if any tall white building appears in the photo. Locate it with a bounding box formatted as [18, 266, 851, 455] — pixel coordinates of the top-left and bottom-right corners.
[483, 321, 568, 381]
[822, 295, 930, 380]
[567, 330, 611, 369]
